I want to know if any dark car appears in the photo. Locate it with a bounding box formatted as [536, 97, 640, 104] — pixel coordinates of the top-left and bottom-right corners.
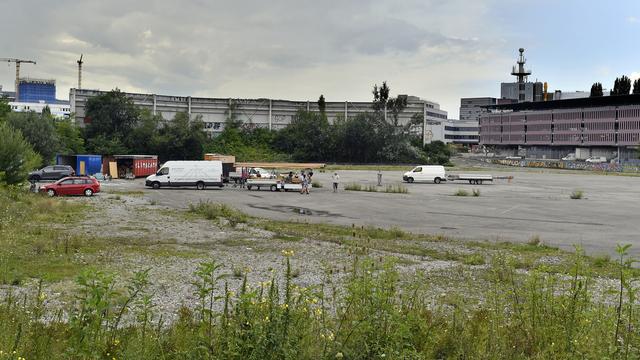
[28, 165, 75, 181]
[39, 176, 100, 197]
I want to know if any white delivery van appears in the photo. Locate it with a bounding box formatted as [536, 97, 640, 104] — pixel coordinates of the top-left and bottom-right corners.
[145, 161, 223, 190]
[403, 165, 446, 184]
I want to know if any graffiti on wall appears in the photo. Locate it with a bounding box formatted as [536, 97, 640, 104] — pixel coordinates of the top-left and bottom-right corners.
[488, 159, 640, 173]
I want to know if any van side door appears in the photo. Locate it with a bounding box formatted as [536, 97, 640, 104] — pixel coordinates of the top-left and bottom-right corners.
[156, 167, 170, 185]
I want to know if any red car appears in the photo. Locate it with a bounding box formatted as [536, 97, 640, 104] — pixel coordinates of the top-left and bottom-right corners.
[40, 176, 101, 197]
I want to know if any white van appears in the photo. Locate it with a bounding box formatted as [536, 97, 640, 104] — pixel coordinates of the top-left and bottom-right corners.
[145, 161, 223, 190]
[403, 165, 446, 184]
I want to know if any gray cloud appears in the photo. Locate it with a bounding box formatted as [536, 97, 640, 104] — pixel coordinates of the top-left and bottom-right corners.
[1, 0, 510, 117]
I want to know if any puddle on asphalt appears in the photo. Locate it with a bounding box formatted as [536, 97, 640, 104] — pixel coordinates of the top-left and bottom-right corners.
[248, 204, 345, 218]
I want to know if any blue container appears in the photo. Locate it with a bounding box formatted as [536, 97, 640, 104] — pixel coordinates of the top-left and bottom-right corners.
[76, 155, 102, 176]
[56, 154, 102, 176]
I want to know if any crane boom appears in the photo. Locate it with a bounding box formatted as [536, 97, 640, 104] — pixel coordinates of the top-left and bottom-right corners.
[0, 58, 36, 101]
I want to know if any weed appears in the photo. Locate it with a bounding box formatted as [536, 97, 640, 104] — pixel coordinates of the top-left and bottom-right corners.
[463, 253, 486, 265]
[570, 189, 584, 199]
[472, 188, 481, 197]
[527, 234, 541, 246]
[453, 188, 469, 196]
[149, 199, 158, 206]
[344, 183, 362, 191]
[311, 180, 323, 188]
[384, 184, 409, 194]
[188, 201, 249, 226]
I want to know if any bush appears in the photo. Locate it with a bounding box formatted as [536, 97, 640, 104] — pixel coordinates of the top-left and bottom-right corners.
[570, 190, 584, 199]
[472, 188, 481, 197]
[311, 180, 323, 188]
[384, 184, 408, 194]
[188, 201, 249, 226]
[344, 183, 362, 191]
[0, 122, 41, 184]
[453, 189, 469, 196]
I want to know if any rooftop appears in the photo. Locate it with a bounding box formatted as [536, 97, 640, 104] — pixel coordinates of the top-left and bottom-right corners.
[489, 94, 640, 111]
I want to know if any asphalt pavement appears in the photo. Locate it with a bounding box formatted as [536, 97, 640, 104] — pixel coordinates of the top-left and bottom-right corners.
[101, 168, 640, 257]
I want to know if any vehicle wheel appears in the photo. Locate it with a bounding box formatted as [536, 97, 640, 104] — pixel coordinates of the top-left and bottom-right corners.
[469, 180, 474, 184]
[247, 185, 252, 190]
[407, 177, 414, 183]
[434, 177, 442, 184]
[477, 180, 483, 185]
[84, 188, 93, 197]
[196, 181, 205, 190]
[47, 189, 56, 197]
[270, 185, 277, 192]
[152, 182, 161, 190]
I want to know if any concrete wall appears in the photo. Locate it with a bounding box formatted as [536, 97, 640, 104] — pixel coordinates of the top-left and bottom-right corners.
[70, 89, 448, 136]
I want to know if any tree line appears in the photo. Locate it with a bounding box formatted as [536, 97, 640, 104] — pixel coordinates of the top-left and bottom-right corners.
[0, 82, 453, 185]
[590, 75, 640, 97]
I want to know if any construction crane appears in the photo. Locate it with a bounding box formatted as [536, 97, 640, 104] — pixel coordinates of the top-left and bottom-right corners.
[77, 54, 83, 89]
[0, 58, 36, 101]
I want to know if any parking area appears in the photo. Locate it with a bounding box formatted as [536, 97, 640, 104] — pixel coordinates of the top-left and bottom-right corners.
[99, 169, 640, 257]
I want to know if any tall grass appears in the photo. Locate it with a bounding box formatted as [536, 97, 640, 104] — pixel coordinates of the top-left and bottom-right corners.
[344, 183, 408, 194]
[570, 189, 584, 199]
[189, 201, 249, 226]
[0, 248, 639, 359]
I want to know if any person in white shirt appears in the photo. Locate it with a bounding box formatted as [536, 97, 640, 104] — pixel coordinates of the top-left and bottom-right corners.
[332, 172, 340, 192]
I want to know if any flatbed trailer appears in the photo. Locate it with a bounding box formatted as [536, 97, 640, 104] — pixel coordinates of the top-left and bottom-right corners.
[245, 179, 303, 192]
[446, 174, 513, 185]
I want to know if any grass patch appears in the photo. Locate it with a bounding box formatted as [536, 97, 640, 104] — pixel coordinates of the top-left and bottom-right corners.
[384, 184, 408, 194]
[311, 180, 323, 188]
[570, 189, 584, 199]
[0, 186, 102, 284]
[462, 253, 486, 265]
[472, 188, 481, 197]
[453, 188, 469, 196]
[188, 201, 249, 226]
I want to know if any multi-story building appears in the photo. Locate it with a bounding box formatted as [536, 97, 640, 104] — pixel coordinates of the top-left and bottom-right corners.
[18, 78, 57, 103]
[70, 88, 450, 141]
[9, 101, 71, 118]
[479, 94, 640, 160]
[460, 97, 497, 122]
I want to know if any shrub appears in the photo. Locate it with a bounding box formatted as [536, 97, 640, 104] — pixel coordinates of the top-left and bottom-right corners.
[188, 201, 248, 226]
[453, 189, 469, 196]
[0, 122, 41, 185]
[311, 180, 323, 188]
[472, 188, 481, 197]
[570, 190, 584, 199]
[344, 183, 362, 191]
[384, 184, 409, 194]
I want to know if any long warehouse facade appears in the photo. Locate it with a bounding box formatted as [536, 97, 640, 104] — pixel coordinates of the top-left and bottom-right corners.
[70, 88, 477, 145]
[479, 94, 640, 160]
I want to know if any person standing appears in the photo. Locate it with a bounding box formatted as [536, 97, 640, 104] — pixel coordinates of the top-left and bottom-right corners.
[332, 172, 340, 192]
[299, 172, 307, 194]
[377, 169, 383, 186]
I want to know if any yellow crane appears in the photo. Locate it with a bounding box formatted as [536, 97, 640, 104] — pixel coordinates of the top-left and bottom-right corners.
[0, 58, 36, 101]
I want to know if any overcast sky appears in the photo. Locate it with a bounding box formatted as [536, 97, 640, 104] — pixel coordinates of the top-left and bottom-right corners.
[1, 0, 639, 118]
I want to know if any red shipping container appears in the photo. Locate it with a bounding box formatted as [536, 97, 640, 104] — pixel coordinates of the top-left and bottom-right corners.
[133, 158, 158, 177]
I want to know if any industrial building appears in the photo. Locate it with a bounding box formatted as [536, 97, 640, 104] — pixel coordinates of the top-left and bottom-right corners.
[70, 88, 468, 144]
[479, 94, 640, 160]
[460, 97, 497, 122]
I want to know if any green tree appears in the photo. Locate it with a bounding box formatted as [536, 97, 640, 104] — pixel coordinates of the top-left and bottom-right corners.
[590, 82, 603, 97]
[6, 112, 60, 164]
[156, 112, 207, 161]
[611, 76, 632, 95]
[0, 97, 11, 122]
[274, 110, 332, 161]
[423, 140, 452, 165]
[126, 109, 163, 155]
[633, 79, 640, 95]
[55, 119, 86, 154]
[0, 122, 41, 184]
[84, 89, 140, 153]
